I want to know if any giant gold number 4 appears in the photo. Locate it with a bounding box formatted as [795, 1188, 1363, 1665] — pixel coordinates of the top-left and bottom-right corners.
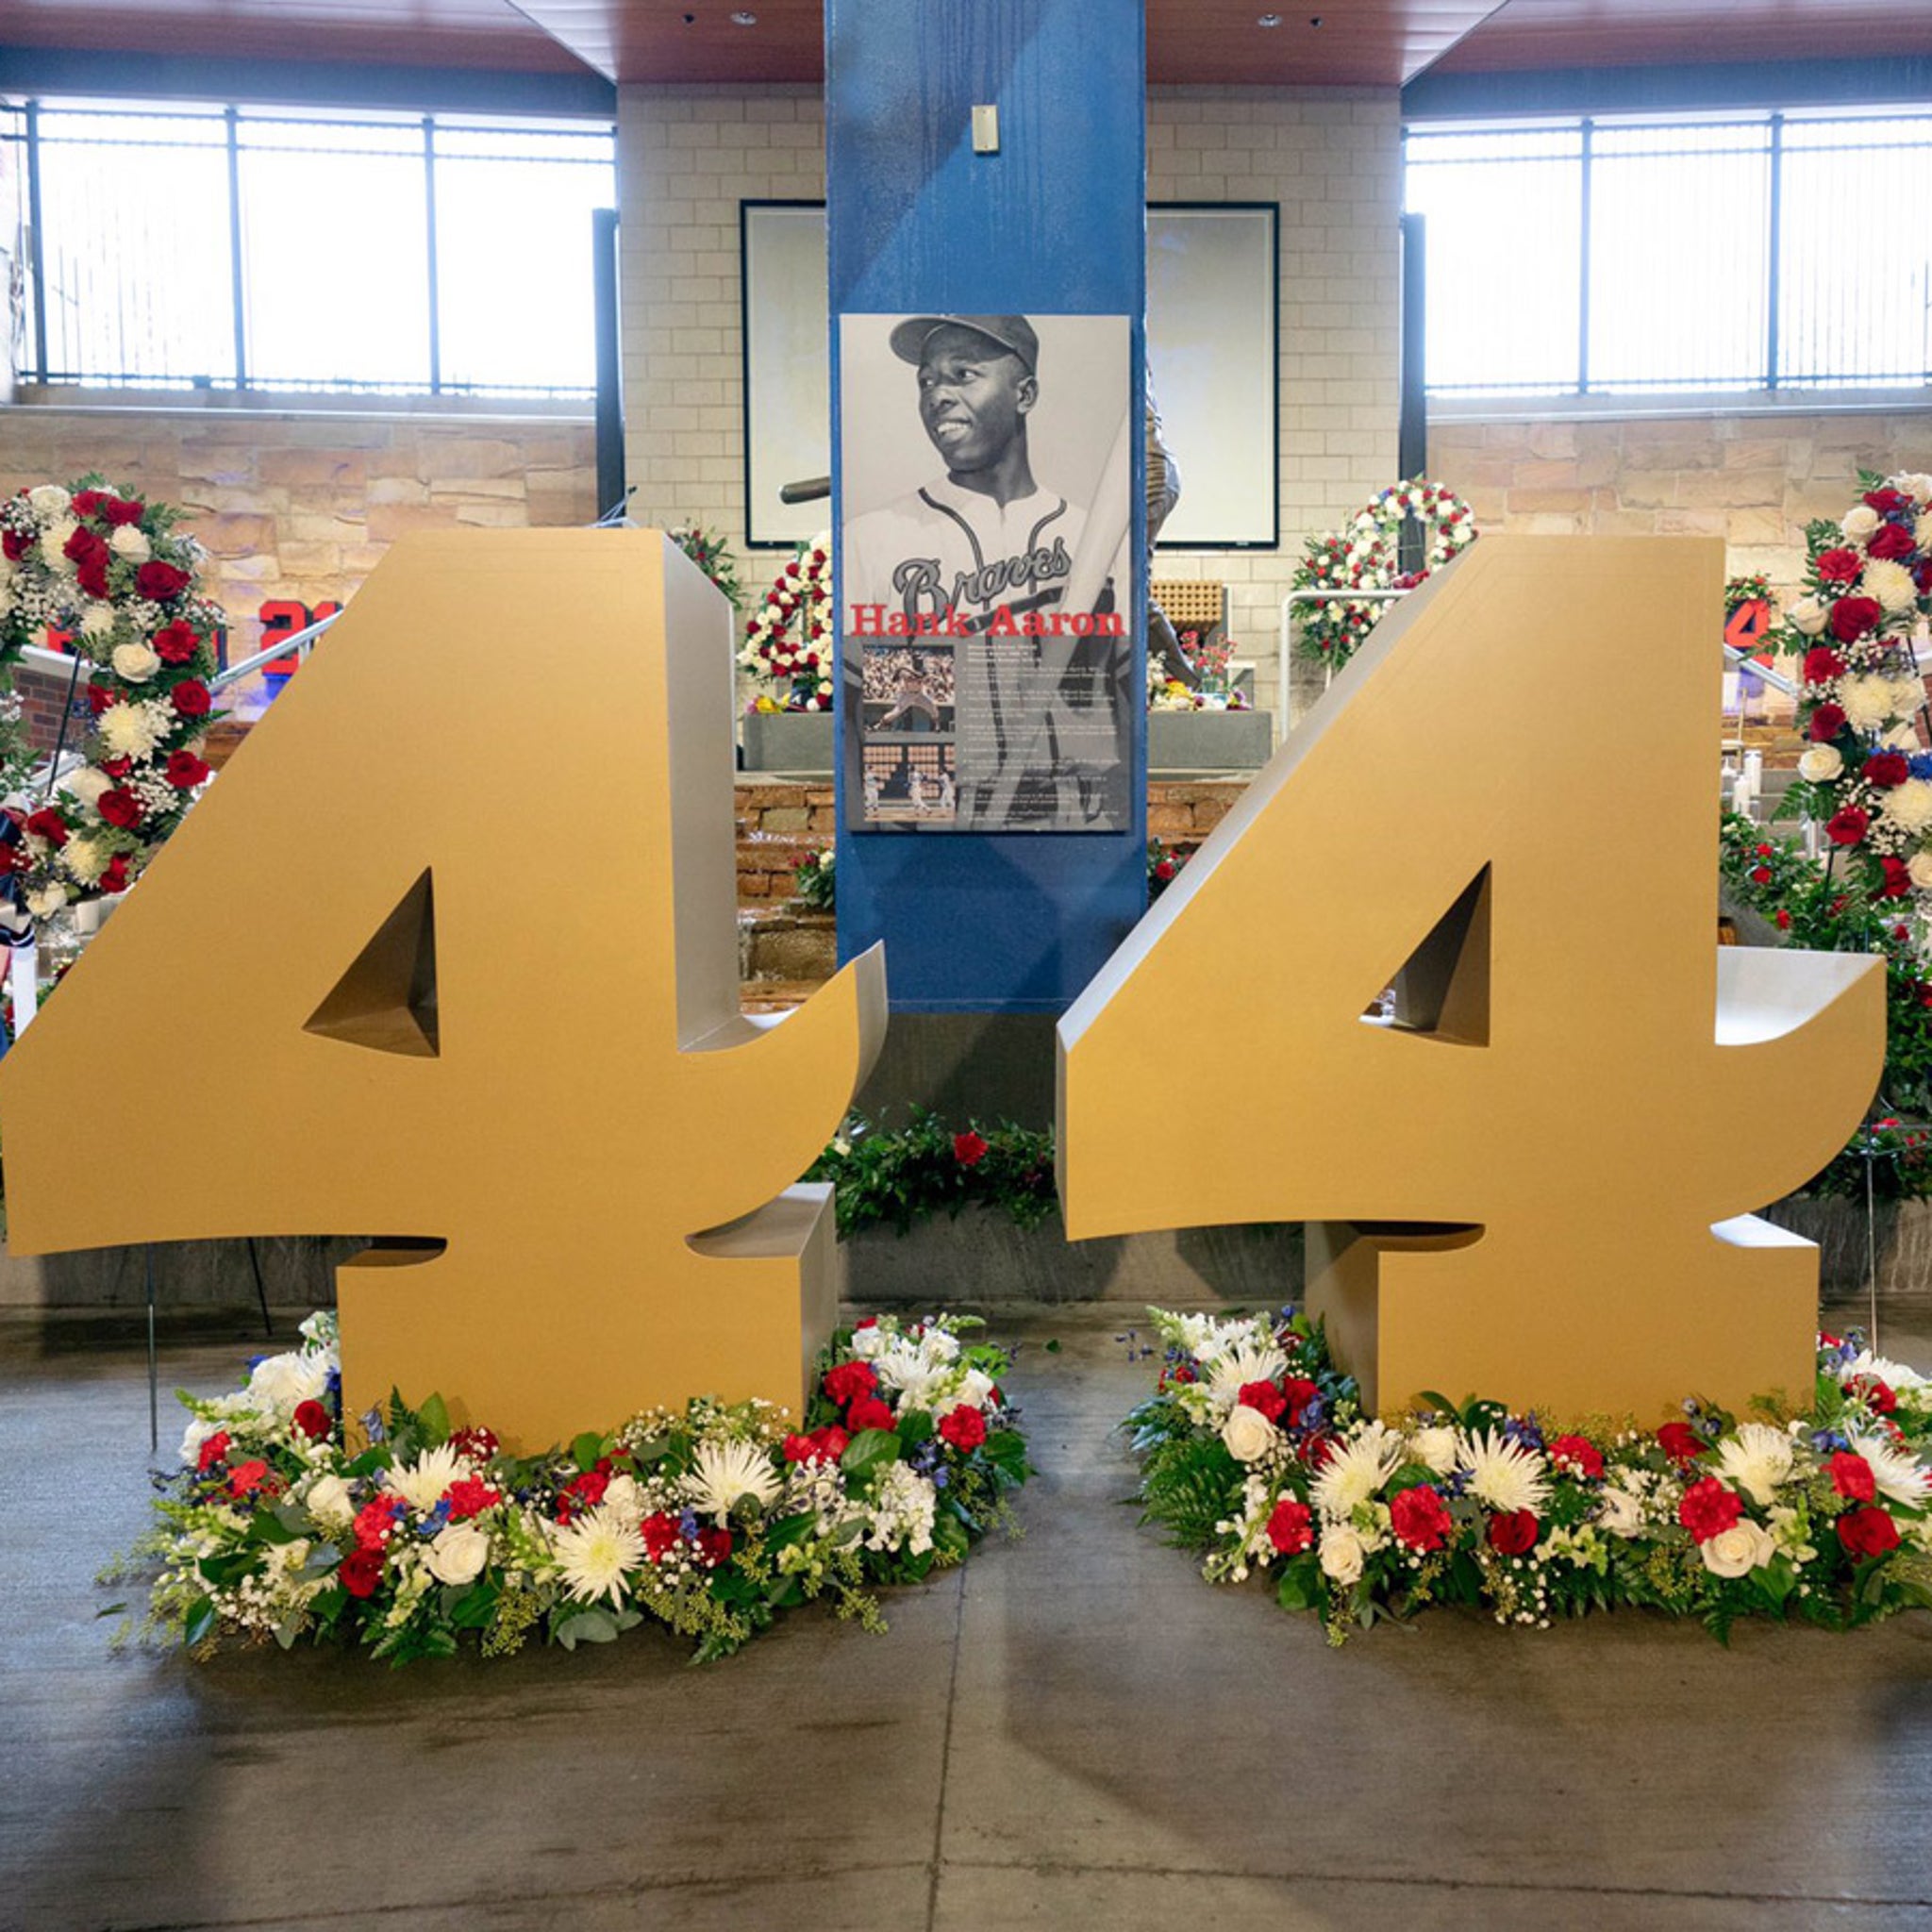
[0, 530, 885, 1450]
[1059, 537, 1883, 1420]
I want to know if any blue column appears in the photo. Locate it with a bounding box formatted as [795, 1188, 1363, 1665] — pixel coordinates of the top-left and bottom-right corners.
[827, 0, 1147, 1014]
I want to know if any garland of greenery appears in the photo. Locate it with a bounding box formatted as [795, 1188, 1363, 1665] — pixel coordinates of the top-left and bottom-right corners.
[808, 1110, 1058, 1237]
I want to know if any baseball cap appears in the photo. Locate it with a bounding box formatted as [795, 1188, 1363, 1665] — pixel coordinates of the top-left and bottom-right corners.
[890, 314, 1039, 374]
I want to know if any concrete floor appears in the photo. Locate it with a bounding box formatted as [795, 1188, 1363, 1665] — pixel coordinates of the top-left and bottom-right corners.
[7, 1299, 1932, 1932]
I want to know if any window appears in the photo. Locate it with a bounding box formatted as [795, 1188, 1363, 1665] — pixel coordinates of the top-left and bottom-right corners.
[10, 99, 616, 398]
[1405, 108, 1932, 397]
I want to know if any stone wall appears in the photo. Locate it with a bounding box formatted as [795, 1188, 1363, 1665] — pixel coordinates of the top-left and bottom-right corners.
[0, 402, 597, 660]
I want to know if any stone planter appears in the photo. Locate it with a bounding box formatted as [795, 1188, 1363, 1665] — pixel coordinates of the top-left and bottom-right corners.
[741, 710, 834, 774]
[1149, 709, 1273, 772]
[1758, 1195, 1932, 1296]
[843, 1208, 1303, 1306]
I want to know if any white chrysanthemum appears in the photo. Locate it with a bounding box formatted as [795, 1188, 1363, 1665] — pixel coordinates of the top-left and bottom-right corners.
[96, 701, 167, 760]
[108, 523, 151, 561]
[25, 884, 67, 919]
[1846, 1431, 1932, 1507]
[79, 602, 117, 640]
[550, 1506, 644, 1607]
[110, 641, 159, 683]
[1843, 505, 1881, 541]
[1862, 558, 1920, 615]
[684, 1437, 783, 1523]
[1882, 781, 1932, 834]
[383, 1442, 467, 1512]
[1840, 673, 1913, 732]
[1790, 595, 1829, 637]
[1205, 1341, 1290, 1414]
[1457, 1428, 1552, 1515]
[1310, 1421, 1403, 1520]
[0, 584, 12, 621]
[872, 1345, 949, 1414]
[27, 484, 71, 517]
[1712, 1423, 1797, 1506]
[1844, 1348, 1932, 1395]
[59, 837, 108, 884]
[1797, 744, 1843, 783]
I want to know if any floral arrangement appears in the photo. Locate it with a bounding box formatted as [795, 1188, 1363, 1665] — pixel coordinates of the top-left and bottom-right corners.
[1726, 572, 1774, 620]
[116, 1308, 1029, 1666]
[671, 525, 743, 612]
[1147, 837, 1190, 899]
[807, 1109, 1058, 1237]
[741, 533, 833, 712]
[793, 845, 835, 912]
[1773, 471, 1932, 906]
[0, 477, 224, 917]
[1290, 477, 1476, 671]
[1126, 1305, 1932, 1642]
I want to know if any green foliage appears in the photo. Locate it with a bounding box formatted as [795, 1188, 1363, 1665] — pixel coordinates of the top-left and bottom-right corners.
[793, 848, 835, 912]
[807, 1108, 1059, 1236]
[1138, 1435, 1243, 1551]
[671, 525, 743, 612]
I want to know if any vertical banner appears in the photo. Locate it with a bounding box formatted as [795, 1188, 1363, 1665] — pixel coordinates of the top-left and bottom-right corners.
[827, 0, 1147, 1009]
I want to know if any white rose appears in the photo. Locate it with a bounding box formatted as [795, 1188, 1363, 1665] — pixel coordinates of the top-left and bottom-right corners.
[850, 1323, 891, 1359]
[1894, 475, 1932, 504]
[110, 641, 160, 683]
[41, 521, 78, 572]
[25, 885, 67, 919]
[425, 1523, 491, 1587]
[1790, 596, 1829, 637]
[1222, 1404, 1278, 1464]
[108, 524, 151, 561]
[1842, 505, 1881, 541]
[1597, 1488, 1645, 1538]
[79, 602, 116, 640]
[247, 1348, 331, 1415]
[1319, 1523, 1367, 1585]
[1797, 745, 1843, 783]
[1916, 512, 1932, 554]
[1700, 1519, 1777, 1578]
[61, 766, 109, 809]
[27, 484, 71, 517]
[304, 1473, 355, 1528]
[1909, 852, 1932, 891]
[1862, 558, 1920, 614]
[1409, 1425, 1457, 1474]
[1883, 722, 1922, 750]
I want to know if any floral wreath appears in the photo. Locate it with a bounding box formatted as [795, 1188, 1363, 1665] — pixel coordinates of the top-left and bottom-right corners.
[0, 476, 224, 920]
[740, 533, 833, 713]
[1774, 469, 1932, 904]
[1290, 476, 1477, 671]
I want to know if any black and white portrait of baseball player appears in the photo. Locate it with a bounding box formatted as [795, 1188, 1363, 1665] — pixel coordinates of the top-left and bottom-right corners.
[839, 312, 1134, 833]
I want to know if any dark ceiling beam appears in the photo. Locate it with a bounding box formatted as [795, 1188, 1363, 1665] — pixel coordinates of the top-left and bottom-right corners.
[1406, 54, 1932, 119]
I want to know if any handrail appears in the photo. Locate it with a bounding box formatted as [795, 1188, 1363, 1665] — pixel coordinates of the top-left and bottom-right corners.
[211, 610, 341, 691]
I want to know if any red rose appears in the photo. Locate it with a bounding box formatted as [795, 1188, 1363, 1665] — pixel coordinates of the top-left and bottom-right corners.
[24, 808, 68, 847]
[1656, 1422, 1705, 1463]
[291, 1398, 331, 1441]
[1549, 1433, 1604, 1480]
[75, 554, 110, 599]
[1825, 807, 1870, 847]
[1816, 547, 1862, 582]
[1237, 1380, 1289, 1423]
[641, 1513, 680, 1559]
[953, 1129, 990, 1167]
[86, 683, 116, 716]
[1775, 909, 1792, 930]
[939, 1405, 988, 1452]
[1864, 751, 1910, 788]
[99, 756, 132, 779]
[1807, 703, 1846, 741]
[152, 622, 200, 665]
[71, 489, 106, 518]
[171, 679, 212, 718]
[1487, 1509, 1539, 1555]
[1390, 1483, 1453, 1551]
[136, 558, 191, 601]
[196, 1428, 231, 1472]
[1869, 523, 1916, 561]
[104, 496, 145, 526]
[1829, 1451, 1876, 1502]
[1802, 646, 1847, 683]
[1154, 858, 1176, 882]
[1879, 857, 1913, 900]
[823, 1359, 878, 1408]
[0, 528, 26, 561]
[1865, 488, 1909, 515]
[1677, 1475, 1742, 1542]
[1750, 865, 1773, 885]
[847, 1394, 896, 1434]
[165, 749, 212, 790]
[228, 1459, 271, 1497]
[695, 1526, 733, 1567]
[444, 1477, 501, 1520]
[1830, 596, 1882, 642]
[97, 787, 142, 830]
[1837, 1506, 1901, 1560]
[339, 1547, 385, 1598]
[1266, 1497, 1314, 1555]
[63, 525, 105, 564]
[100, 856, 130, 894]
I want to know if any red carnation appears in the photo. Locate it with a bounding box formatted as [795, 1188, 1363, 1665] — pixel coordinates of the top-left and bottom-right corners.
[97, 787, 142, 830]
[1837, 1506, 1901, 1560]
[1237, 1379, 1289, 1423]
[1826, 806, 1871, 847]
[444, 1477, 502, 1521]
[1816, 547, 1862, 582]
[1657, 1421, 1705, 1463]
[1869, 523, 1916, 561]
[100, 856, 130, 894]
[448, 1424, 498, 1461]
[291, 1398, 331, 1441]
[23, 807, 68, 847]
[1829, 1451, 1876, 1502]
[228, 1458, 271, 1498]
[86, 683, 116, 716]
[695, 1526, 734, 1567]
[99, 756, 132, 779]
[171, 679, 212, 718]
[939, 1405, 988, 1452]
[1850, 1374, 1898, 1415]
[823, 1359, 878, 1408]
[152, 622, 199, 665]
[1802, 647, 1847, 683]
[1154, 858, 1176, 882]
[104, 496, 145, 526]
[165, 749, 212, 790]
[1864, 751, 1910, 788]
[1280, 1377, 1321, 1424]
[136, 559, 191, 601]
[1549, 1433, 1605, 1479]
[640, 1513, 681, 1559]
[953, 1129, 990, 1167]
[1390, 1483, 1454, 1552]
[338, 1547, 385, 1598]
[1266, 1497, 1314, 1555]
[1677, 1475, 1742, 1542]
[1830, 596, 1883, 642]
[847, 1394, 895, 1434]
[810, 1424, 850, 1462]
[1807, 703, 1846, 741]
[781, 1432, 818, 1463]
[1487, 1509, 1540, 1555]
[196, 1429, 231, 1473]
[353, 1498, 402, 1549]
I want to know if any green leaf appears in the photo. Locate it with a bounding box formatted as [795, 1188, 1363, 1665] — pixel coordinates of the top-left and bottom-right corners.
[94, 1602, 129, 1620]
[552, 1607, 619, 1650]
[1275, 1558, 1322, 1612]
[1043, 1339, 1062, 1354]
[182, 1595, 218, 1646]
[244, 1509, 300, 1547]
[896, 1407, 935, 1448]
[841, 1428, 902, 1480]
[198, 1550, 260, 1589]
[416, 1392, 452, 1447]
[572, 1432, 606, 1473]
[443, 1582, 499, 1629]
[932, 1510, 971, 1562]
[763, 1510, 817, 1554]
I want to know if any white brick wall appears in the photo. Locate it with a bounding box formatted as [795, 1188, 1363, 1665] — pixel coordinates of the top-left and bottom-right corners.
[617, 82, 1401, 721]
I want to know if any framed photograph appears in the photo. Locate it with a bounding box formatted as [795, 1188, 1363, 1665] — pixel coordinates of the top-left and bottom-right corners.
[740, 201, 1278, 550]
